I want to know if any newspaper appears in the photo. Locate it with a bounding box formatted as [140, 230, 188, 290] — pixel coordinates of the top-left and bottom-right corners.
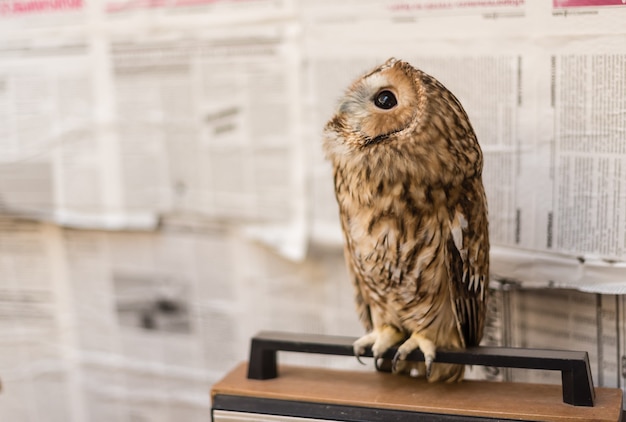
[105, 0, 294, 21]
[1, 1, 626, 420]
[0, 217, 365, 421]
[303, 1, 626, 291]
[506, 288, 622, 390]
[0, 10, 306, 258]
[1, 218, 623, 421]
[0, 35, 159, 229]
[0, 217, 236, 420]
[1, 0, 625, 273]
[0, 218, 81, 420]
[0, 0, 85, 30]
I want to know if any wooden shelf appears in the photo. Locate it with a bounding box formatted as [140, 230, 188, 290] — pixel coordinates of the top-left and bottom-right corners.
[211, 363, 623, 422]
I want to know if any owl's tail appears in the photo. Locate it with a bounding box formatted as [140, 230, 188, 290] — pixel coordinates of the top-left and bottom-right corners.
[427, 362, 465, 383]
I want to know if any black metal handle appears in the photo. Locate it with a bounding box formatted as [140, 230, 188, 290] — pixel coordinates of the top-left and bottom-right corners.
[247, 330, 595, 407]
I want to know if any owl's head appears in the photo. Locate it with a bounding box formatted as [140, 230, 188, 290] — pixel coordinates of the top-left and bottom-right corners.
[323, 58, 427, 158]
[324, 58, 482, 188]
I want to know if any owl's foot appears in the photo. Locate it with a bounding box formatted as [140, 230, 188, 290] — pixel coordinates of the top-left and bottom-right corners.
[391, 333, 436, 378]
[353, 325, 404, 367]
[353, 331, 376, 364]
[352, 331, 375, 365]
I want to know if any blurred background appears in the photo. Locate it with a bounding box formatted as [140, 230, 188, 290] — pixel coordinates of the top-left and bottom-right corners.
[1, 0, 626, 420]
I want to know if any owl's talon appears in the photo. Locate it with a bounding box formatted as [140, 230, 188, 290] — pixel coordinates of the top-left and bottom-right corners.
[425, 355, 434, 379]
[373, 356, 393, 372]
[374, 356, 382, 370]
[391, 350, 405, 373]
[353, 343, 365, 358]
[392, 333, 438, 377]
[353, 332, 376, 359]
[355, 354, 366, 365]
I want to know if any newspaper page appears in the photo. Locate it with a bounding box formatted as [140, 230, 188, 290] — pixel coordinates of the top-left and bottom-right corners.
[303, 0, 626, 292]
[109, 25, 306, 257]
[1, 219, 623, 421]
[0, 5, 307, 256]
[506, 288, 622, 390]
[0, 1, 625, 419]
[0, 40, 91, 217]
[599, 294, 620, 389]
[110, 27, 297, 220]
[0, 28, 160, 230]
[105, 0, 294, 23]
[302, 0, 531, 247]
[0, 222, 233, 421]
[62, 220, 359, 421]
[0, 0, 85, 30]
[75, 226, 228, 421]
[0, 218, 82, 422]
[0, 218, 368, 421]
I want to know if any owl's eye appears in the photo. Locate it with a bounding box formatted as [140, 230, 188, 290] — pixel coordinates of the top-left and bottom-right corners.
[373, 90, 397, 110]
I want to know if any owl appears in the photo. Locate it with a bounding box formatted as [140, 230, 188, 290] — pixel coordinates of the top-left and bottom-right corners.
[323, 58, 489, 382]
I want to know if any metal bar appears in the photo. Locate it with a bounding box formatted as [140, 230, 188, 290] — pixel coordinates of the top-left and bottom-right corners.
[247, 330, 595, 407]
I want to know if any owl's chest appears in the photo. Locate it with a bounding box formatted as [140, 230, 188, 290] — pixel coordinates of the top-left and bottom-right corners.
[344, 203, 449, 297]
[335, 165, 452, 287]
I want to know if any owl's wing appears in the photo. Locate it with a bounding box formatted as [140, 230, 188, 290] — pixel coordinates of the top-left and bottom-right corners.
[448, 178, 490, 348]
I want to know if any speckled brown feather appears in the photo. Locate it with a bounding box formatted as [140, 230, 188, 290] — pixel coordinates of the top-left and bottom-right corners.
[324, 58, 489, 382]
